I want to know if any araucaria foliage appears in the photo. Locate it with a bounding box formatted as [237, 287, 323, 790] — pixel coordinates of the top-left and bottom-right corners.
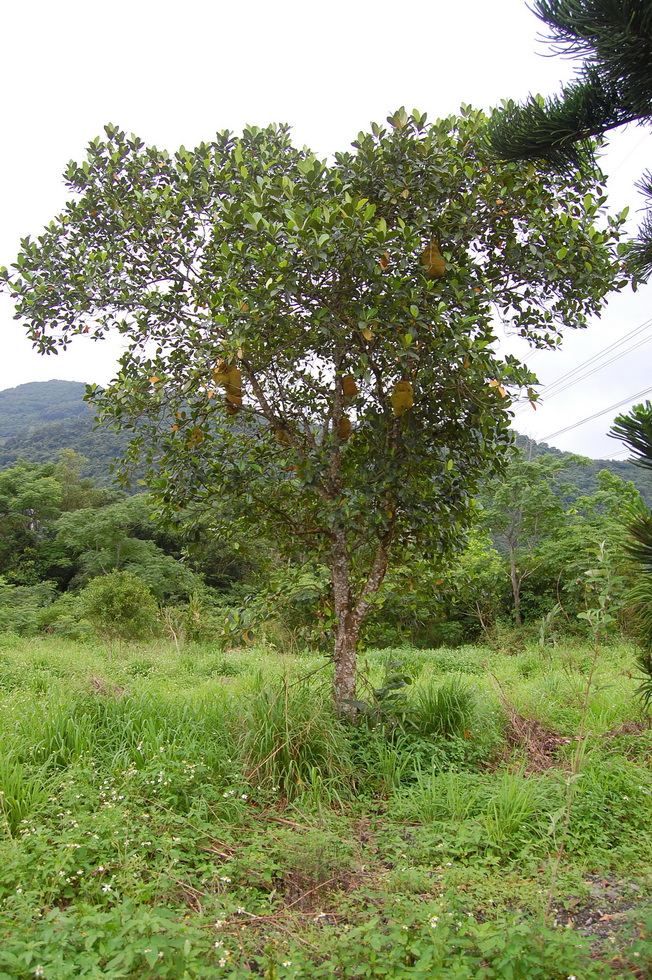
[1, 107, 627, 709]
[488, 0, 652, 279]
[611, 402, 652, 697]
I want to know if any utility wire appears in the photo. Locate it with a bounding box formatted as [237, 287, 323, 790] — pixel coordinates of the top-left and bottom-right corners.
[607, 130, 652, 178]
[541, 318, 652, 397]
[540, 384, 652, 442]
[539, 333, 652, 401]
[512, 315, 652, 417]
[596, 448, 631, 459]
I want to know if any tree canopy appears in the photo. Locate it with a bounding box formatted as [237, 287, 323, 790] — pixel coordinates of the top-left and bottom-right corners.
[1, 107, 628, 710]
[487, 0, 652, 279]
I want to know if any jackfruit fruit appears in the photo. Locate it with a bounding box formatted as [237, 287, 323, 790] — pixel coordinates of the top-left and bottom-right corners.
[338, 417, 352, 440]
[342, 375, 358, 399]
[420, 242, 446, 278]
[213, 362, 241, 397]
[391, 380, 414, 416]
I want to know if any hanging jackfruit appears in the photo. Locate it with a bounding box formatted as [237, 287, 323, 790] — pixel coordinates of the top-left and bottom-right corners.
[342, 375, 358, 399]
[213, 362, 242, 395]
[213, 362, 242, 405]
[225, 369, 242, 400]
[212, 360, 232, 386]
[187, 426, 204, 447]
[391, 380, 414, 416]
[420, 242, 446, 278]
[225, 398, 240, 415]
[337, 417, 352, 440]
[274, 427, 291, 446]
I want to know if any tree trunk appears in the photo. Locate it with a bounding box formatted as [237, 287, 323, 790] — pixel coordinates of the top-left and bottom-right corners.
[330, 529, 358, 718]
[332, 614, 361, 718]
[510, 564, 522, 626]
[330, 527, 392, 718]
[508, 543, 522, 627]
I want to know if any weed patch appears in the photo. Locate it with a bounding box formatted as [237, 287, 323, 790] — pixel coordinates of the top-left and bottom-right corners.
[0, 637, 651, 977]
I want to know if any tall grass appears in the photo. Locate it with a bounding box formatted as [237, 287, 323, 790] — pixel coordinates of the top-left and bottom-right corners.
[0, 752, 49, 835]
[414, 676, 476, 737]
[482, 770, 557, 852]
[238, 674, 352, 800]
[401, 768, 488, 823]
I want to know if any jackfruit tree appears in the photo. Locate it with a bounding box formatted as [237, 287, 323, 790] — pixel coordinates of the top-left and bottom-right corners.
[1, 107, 628, 712]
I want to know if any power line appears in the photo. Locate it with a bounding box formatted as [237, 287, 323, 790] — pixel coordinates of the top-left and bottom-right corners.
[512, 315, 652, 416]
[540, 333, 652, 402]
[596, 448, 631, 460]
[543, 318, 652, 397]
[540, 384, 652, 442]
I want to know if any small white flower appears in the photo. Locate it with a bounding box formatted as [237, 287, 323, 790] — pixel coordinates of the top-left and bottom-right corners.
[34, 967, 44, 978]
[219, 876, 231, 883]
[218, 958, 227, 967]
[236, 906, 246, 914]
[282, 961, 292, 967]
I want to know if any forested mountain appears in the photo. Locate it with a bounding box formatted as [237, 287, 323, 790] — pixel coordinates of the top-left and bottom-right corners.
[0, 381, 651, 503]
[0, 381, 130, 484]
[515, 434, 652, 506]
[0, 381, 92, 436]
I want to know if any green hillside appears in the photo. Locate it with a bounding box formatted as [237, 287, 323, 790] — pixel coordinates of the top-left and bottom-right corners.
[0, 380, 92, 437]
[0, 382, 651, 502]
[515, 434, 652, 506]
[0, 381, 129, 484]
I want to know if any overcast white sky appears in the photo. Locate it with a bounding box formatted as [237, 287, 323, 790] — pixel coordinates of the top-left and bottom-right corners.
[1, 0, 650, 459]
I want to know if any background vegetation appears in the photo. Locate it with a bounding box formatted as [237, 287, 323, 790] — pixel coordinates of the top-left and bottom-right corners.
[0, 380, 650, 651]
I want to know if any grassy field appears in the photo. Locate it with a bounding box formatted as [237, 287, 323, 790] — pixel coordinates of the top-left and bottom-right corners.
[0, 634, 651, 978]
